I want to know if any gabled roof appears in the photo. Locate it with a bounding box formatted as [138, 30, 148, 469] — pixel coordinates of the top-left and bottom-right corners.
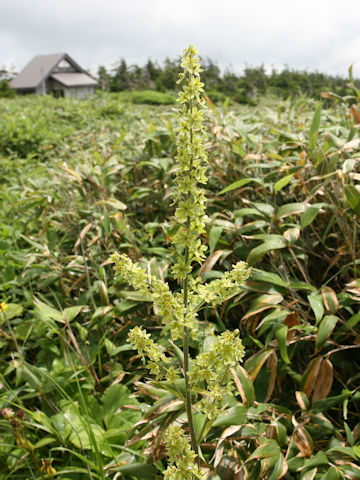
[51, 72, 97, 87]
[10, 53, 97, 90]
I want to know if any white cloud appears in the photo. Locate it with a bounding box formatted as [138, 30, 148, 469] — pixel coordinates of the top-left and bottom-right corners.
[1, 0, 360, 77]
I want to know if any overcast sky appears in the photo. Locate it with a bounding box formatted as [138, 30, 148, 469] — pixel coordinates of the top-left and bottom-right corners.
[2, 0, 360, 78]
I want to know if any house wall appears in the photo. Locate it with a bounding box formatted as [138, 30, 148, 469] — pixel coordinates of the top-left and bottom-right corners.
[64, 86, 95, 99]
[44, 78, 95, 98]
[45, 78, 65, 96]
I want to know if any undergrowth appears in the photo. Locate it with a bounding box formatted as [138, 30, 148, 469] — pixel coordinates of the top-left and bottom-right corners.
[0, 48, 359, 479]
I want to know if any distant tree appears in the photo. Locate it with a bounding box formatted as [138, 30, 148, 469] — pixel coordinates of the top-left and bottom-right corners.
[129, 64, 147, 90]
[221, 68, 238, 94]
[97, 65, 110, 91]
[0, 64, 16, 98]
[155, 57, 180, 91]
[144, 59, 160, 89]
[110, 59, 131, 91]
[242, 65, 268, 96]
[200, 57, 222, 91]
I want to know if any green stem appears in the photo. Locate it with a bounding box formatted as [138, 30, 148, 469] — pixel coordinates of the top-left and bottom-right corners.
[182, 249, 199, 463]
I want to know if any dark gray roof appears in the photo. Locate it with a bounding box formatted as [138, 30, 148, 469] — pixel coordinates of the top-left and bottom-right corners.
[10, 53, 65, 89]
[10, 53, 97, 90]
[51, 72, 98, 87]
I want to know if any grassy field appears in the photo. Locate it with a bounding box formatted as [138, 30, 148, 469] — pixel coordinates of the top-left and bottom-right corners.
[0, 91, 359, 479]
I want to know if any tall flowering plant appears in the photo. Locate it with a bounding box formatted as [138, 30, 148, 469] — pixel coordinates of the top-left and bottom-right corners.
[111, 45, 251, 479]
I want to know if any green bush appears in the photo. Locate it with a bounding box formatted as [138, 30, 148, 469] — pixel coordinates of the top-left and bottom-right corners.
[118, 89, 176, 105]
[0, 79, 16, 98]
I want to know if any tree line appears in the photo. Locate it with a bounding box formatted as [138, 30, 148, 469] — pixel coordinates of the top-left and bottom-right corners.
[98, 56, 358, 104]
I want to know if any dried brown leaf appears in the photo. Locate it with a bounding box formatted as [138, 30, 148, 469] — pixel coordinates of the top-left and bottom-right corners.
[214, 445, 225, 468]
[283, 312, 301, 328]
[243, 294, 283, 320]
[303, 357, 322, 398]
[231, 366, 248, 405]
[61, 165, 83, 181]
[243, 154, 265, 161]
[199, 249, 224, 276]
[295, 391, 308, 411]
[342, 138, 360, 152]
[247, 349, 274, 382]
[264, 350, 278, 403]
[350, 105, 360, 124]
[321, 286, 338, 313]
[293, 426, 313, 457]
[312, 358, 333, 404]
[74, 223, 93, 250]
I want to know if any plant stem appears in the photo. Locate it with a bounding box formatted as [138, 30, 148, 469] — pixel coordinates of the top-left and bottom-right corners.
[180, 91, 200, 462]
[182, 245, 199, 463]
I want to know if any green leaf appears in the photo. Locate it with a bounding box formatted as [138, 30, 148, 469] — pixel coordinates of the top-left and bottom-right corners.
[275, 325, 290, 363]
[212, 406, 247, 427]
[274, 173, 294, 193]
[344, 185, 360, 216]
[316, 315, 338, 350]
[234, 365, 255, 406]
[104, 338, 132, 357]
[219, 177, 262, 195]
[251, 269, 287, 288]
[52, 447, 97, 470]
[312, 390, 351, 412]
[344, 422, 354, 446]
[303, 451, 328, 468]
[18, 362, 48, 391]
[34, 298, 63, 323]
[327, 445, 358, 461]
[346, 312, 360, 328]
[104, 209, 111, 233]
[268, 454, 286, 480]
[102, 384, 137, 427]
[309, 102, 322, 150]
[319, 466, 340, 480]
[301, 467, 317, 480]
[276, 202, 306, 219]
[63, 305, 85, 322]
[247, 439, 280, 462]
[289, 281, 316, 292]
[61, 404, 107, 452]
[209, 226, 223, 254]
[247, 236, 286, 266]
[234, 207, 264, 218]
[307, 292, 324, 324]
[101, 198, 127, 211]
[353, 445, 360, 458]
[193, 413, 206, 442]
[287, 456, 304, 472]
[300, 203, 327, 228]
[33, 436, 57, 449]
[115, 463, 156, 479]
[0, 303, 23, 321]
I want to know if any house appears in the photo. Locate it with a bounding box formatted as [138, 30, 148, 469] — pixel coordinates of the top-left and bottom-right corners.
[10, 53, 98, 98]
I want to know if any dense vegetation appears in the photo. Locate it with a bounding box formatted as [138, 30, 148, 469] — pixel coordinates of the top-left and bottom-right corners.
[0, 76, 360, 479]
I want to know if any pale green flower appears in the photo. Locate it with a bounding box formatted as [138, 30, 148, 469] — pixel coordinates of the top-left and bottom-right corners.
[110, 46, 252, 477]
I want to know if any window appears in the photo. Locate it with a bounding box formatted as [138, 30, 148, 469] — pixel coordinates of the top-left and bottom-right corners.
[55, 59, 76, 72]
